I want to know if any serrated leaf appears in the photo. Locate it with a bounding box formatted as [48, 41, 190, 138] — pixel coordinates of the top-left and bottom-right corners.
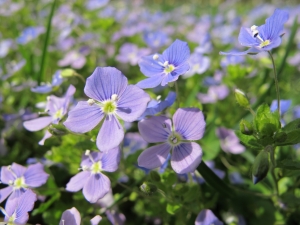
[282, 118, 300, 132]
[276, 129, 300, 146]
[235, 131, 263, 150]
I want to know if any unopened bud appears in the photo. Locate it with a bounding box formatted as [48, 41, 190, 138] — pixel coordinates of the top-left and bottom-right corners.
[61, 69, 76, 78]
[235, 89, 250, 109]
[48, 124, 68, 136]
[140, 182, 157, 195]
[252, 150, 269, 184]
[239, 119, 253, 135]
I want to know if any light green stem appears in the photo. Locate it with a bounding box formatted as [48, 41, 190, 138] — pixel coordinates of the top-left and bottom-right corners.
[270, 146, 279, 196]
[268, 51, 280, 115]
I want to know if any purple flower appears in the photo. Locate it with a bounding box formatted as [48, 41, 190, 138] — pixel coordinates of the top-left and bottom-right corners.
[58, 49, 88, 69]
[85, 0, 109, 10]
[216, 127, 245, 154]
[143, 31, 169, 49]
[23, 85, 75, 145]
[138, 108, 205, 174]
[220, 9, 289, 56]
[138, 91, 176, 120]
[59, 207, 102, 225]
[66, 148, 121, 203]
[198, 85, 229, 104]
[116, 43, 151, 66]
[137, 39, 190, 89]
[31, 70, 64, 94]
[270, 99, 291, 115]
[183, 52, 210, 78]
[1, 189, 37, 225]
[123, 132, 148, 158]
[0, 163, 49, 204]
[195, 209, 223, 225]
[16, 26, 45, 45]
[0, 39, 14, 58]
[64, 67, 150, 152]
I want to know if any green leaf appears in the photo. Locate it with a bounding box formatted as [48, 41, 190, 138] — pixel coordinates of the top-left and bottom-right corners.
[276, 129, 300, 146]
[282, 118, 300, 132]
[235, 131, 263, 150]
[277, 159, 300, 170]
[166, 203, 181, 215]
[254, 104, 280, 136]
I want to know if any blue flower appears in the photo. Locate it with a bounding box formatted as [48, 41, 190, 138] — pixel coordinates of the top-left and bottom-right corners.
[220, 9, 289, 56]
[137, 39, 190, 89]
[31, 70, 64, 94]
[17, 26, 45, 45]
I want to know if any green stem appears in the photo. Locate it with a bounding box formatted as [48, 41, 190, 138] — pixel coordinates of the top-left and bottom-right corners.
[74, 72, 86, 83]
[38, 0, 57, 84]
[268, 51, 280, 115]
[174, 81, 180, 108]
[270, 146, 279, 196]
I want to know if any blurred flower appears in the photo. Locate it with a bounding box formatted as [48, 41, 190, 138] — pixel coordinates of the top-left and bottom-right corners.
[216, 127, 245, 154]
[85, 0, 109, 10]
[59, 207, 102, 225]
[270, 99, 291, 115]
[64, 67, 150, 152]
[66, 149, 120, 203]
[0, 0, 24, 16]
[198, 85, 229, 104]
[220, 9, 289, 56]
[31, 70, 64, 93]
[183, 52, 210, 78]
[58, 47, 90, 69]
[23, 85, 75, 145]
[123, 132, 148, 158]
[0, 163, 49, 204]
[143, 30, 169, 49]
[220, 54, 245, 67]
[1, 189, 37, 225]
[138, 91, 176, 120]
[138, 108, 205, 174]
[1, 59, 26, 80]
[0, 39, 13, 58]
[137, 39, 190, 89]
[195, 209, 223, 225]
[16, 26, 45, 45]
[229, 172, 244, 184]
[116, 43, 150, 66]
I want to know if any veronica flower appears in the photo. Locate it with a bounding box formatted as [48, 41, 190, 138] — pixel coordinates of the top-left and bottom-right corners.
[59, 207, 102, 225]
[270, 99, 291, 115]
[220, 9, 289, 56]
[216, 127, 245, 154]
[31, 70, 64, 94]
[66, 148, 120, 203]
[58, 48, 89, 69]
[183, 52, 210, 78]
[138, 108, 205, 174]
[16, 26, 45, 45]
[143, 31, 169, 49]
[0, 189, 37, 225]
[64, 67, 150, 152]
[138, 91, 176, 120]
[137, 39, 190, 89]
[116, 43, 151, 66]
[85, 0, 109, 10]
[123, 132, 148, 158]
[0, 163, 49, 203]
[198, 85, 229, 104]
[1, 59, 26, 80]
[23, 85, 75, 145]
[0, 39, 13, 58]
[195, 209, 223, 225]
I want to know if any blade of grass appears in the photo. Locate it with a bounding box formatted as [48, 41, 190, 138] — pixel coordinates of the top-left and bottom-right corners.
[37, 0, 57, 84]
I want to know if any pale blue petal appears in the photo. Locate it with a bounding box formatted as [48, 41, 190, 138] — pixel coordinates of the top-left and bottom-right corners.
[66, 171, 90, 192]
[101, 147, 121, 172]
[136, 75, 165, 89]
[83, 173, 110, 203]
[162, 39, 190, 66]
[23, 117, 52, 131]
[195, 209, 223, 225]
[59, 207, 81, 225]
[238, 27, 258, 47]
[24, 163, 49, 187]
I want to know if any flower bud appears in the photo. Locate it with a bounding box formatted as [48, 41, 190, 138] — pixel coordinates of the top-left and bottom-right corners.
[140, 182, 157, 195]
[48, 124, 68, 136]
[235, 89, 250, 109]
[239, 119, 253, 135]
[61, 69, 76, 78]
[252, 150, 269, 184]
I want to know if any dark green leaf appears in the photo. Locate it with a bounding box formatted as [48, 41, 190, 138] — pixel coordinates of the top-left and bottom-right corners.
[277, 159, 300, 170]
[235, 131, 263, 150]
[282, 118, 300, 132]
[276, 129, 300, 146]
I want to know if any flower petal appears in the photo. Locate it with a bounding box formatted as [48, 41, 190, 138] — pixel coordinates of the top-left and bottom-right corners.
[136, 75, 165, 89]
[38, 130, 53, 145]
[59, 207, 81, 225]
[219, 47, 260, 56]
[64, 101, 104, 133]
[90, 215, 102, 225]
[138, 143, 171, 169]
[0, 166, 15, 184]
[11, 163, 27, 177]
[23, 117, 52, 131]
[97, 116, 124, 152]
[84, 67, 127, 102]
[162, 39, 190, 66]
[195, 209, 223, 225]
[101, 147, 121, 172]
[83, 173, 110, 203]
[138, 54, 164, 77]
[171, 142, 202, 174]
[138, 116, 172, 143]
[173, 108, 206, 140]
[66, 171, 90, 192]
[0, 186, 13, 203]
[238, 27, 258, 47]
[24, 163, 49, 187]
[117, 85, 150, 122]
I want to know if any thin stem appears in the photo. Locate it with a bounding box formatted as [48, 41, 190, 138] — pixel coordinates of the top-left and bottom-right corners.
[268, 51, 280, 115]
[74, 72, 86, 83]
[270, 146, 279, 196]
[174, 81, 180, 108]
[249, 107, 256, 116]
